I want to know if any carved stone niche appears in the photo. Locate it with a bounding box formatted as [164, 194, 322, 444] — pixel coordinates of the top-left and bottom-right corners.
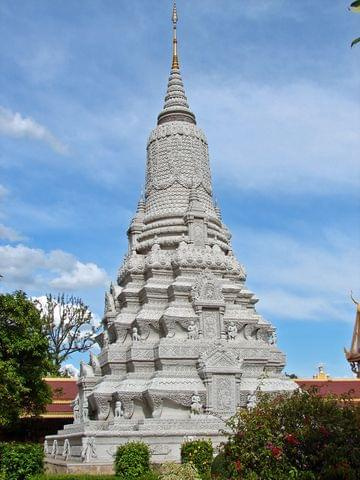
[191, 270, 225, 341]
[197, 346, 242, 416]
[113, 392, 136, 420]
[191, 270, 225, 309]
[87, 392, 112, 421]
[144, 390, 206, 420]
[109, 323, 130, 344]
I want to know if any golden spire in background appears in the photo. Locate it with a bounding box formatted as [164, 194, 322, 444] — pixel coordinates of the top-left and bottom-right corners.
[344, 291, 360, 378]
[172, 2, 179, 69]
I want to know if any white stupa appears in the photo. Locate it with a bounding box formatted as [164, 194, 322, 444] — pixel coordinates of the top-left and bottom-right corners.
[46, 3, 296, 473]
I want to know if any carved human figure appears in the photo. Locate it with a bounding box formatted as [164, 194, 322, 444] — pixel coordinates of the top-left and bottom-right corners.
[82, 401, 89, 422]
[270, 331, 277, 345]
[62, 438, 71, 461]
[114, 400, 123, 418]
[103, 328, 110, 348]
[81, 436, 97, 463]
[132, 326, 140, 342]
[190, 392, 203, 415]
[187, 321, 198, 340]
[51, 439, 58, 459]
[227, 322, 237, 341]
[247, 392, 257, 411]
[72, 396, 80, 423]
[105, 290, 116, 313]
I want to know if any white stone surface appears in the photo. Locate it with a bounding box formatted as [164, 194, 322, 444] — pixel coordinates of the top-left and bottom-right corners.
[45, 39, 296, 472]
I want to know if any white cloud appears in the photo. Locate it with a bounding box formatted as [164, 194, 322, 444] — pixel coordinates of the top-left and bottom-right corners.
[0, 106, 68, 154]
[0, 223, 24, 242]
[0, 244, 108, 291]
[50, 261, 109, 289]
[232, 228, 360, 322]
[60, 364, 79, 378]
[193, 80, 360, 194]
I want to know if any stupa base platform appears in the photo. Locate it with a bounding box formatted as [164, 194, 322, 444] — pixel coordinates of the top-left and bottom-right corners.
[45, 416, 226, 470]
[45, 458, 115, 475]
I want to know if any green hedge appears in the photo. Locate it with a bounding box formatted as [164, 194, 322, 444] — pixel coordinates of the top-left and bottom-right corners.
[115, 441, 151, 480]
[0, 442, 44, 480]
[30, 476, 115, 480]
[211, 452, 231, 480]
[181, 439, 213, 480]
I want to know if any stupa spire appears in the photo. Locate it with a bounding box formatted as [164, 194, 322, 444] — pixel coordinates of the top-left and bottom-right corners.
[157, 2, 196, 125]
[345, 292, 360, 377]
[172, 2, 179, 69]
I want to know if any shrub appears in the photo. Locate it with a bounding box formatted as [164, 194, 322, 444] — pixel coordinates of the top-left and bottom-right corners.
[30, 476, 115, 479]
[114, 441, 150, 480]
[211, 452, 231, 480]
[160, 462, 201, 480]
[30, 476, 115, 480]
[181, 439, 213, 480]
[139, 471, 160, 480]
[222, 389, 360, 479]
[0, 442, 44, 480]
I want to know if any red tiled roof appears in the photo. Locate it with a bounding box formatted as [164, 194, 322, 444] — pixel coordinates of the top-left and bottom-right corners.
[43, 378, 77, 418]
[45, 377, 78, 401]
[295, 379, 360, 400]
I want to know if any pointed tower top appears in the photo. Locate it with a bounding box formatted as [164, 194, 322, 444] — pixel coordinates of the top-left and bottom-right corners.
[157, 2, 196, 125]
[172, 2, 179, 69]
[345, 292, 360, 377]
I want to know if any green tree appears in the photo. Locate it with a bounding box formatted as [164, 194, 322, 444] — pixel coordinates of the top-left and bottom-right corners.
[0, 291, 52, 426]
[35, 294, 98, 374]
[222, 389, 360, 479]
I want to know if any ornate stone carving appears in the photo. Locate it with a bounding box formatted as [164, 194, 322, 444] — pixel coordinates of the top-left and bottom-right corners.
[215, 376, 235, 414]
[81, 437, 97, 463]
[146, 123, 212, 197]
[150, 444, 171, 456]
[202, 310, 220, 340]
[269, 330, 277, 345]
[145, 243, 172, 270]
[62, 439, 71, 461]
[256, 327, 271, 343]
[79, 361, 94, 378]
[132, 326, 140, 342]
[114, 393, 135, 420]
[227, 322, 237, 341]
[191, 270, 224, 306]
[90, 393, 111, 421]
[187, 320, 199, 340]
[199, 347, 240, 371]
[44, 440, 49, 455]
[246, 392, 257, 410]
[160, 317, 176, 338]
[82, 400, 89, 423]
[51, 439, 58, 459]
[114, 400, 123, 418]
[243, 324, 256, 340]
[118, 251, 145, 282]
[190, 392, 203, 415]
[72, 396, 80, 424]
[90, 352, 101, 375]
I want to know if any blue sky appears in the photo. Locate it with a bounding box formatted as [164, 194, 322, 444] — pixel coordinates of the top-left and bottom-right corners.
[0, 0, 359, 378]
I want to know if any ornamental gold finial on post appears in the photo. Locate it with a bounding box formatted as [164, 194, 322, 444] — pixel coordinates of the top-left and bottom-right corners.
[172, 1, 179, 69]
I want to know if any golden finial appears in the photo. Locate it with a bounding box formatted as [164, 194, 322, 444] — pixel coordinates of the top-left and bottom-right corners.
[172, 2, 179, 69]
